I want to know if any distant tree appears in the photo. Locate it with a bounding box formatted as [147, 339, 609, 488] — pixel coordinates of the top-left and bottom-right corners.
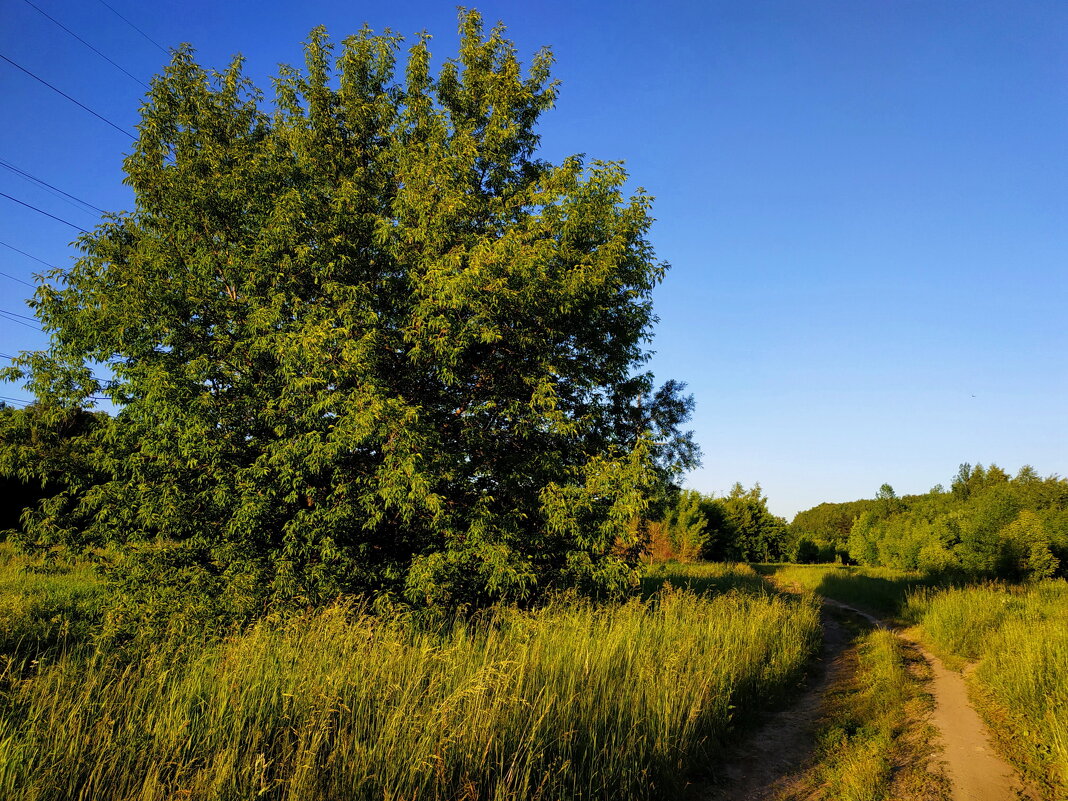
[661, 489, 708, 562]
[714, 483, 788, 562]
[5, 12, 698, 614]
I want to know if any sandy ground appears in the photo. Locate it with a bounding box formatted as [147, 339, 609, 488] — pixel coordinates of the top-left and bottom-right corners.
[700, 597, 1034, 801]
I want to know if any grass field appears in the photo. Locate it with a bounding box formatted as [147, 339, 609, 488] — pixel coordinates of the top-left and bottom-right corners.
[0, 549, 821, 801]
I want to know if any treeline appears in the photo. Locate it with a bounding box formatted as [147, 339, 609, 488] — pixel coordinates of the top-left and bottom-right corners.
[791, 464, 1067, 580]
[651, 483, 790, 562]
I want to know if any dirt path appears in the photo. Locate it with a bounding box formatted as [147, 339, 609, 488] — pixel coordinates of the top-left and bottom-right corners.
[701, 607, 855, 801]
[826, 599, 1030, 801]
[900, 633, 1028, 801]
[703, 597, 1033, 801]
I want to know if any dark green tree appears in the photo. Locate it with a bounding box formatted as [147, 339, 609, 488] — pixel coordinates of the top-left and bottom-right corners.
[6, 12, 697, 613]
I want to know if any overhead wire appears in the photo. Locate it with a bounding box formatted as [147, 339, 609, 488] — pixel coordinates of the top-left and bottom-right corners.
[0, 190, 89, 233]
[0, 240, 54, 269]
[20, 0, 148, 88]
[0, 52, 135, 140]
[94, 0, 168, 56]
[0, 311, 42, 330]
[0, 269, 35, 289]
[0, 308, 38, 323]
[0, 157, 105, 215]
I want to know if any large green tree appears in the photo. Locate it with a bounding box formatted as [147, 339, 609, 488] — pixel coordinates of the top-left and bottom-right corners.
[7, 12, 697, 612]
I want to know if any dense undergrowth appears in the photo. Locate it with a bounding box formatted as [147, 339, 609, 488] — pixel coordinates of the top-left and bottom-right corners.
[0, 550, 821, 801]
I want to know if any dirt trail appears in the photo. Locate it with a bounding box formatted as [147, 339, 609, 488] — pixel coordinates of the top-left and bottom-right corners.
[704, 597, 1033, 801]
[826, 599, 1029, 801]
[702, 607, 854, 801]
[900, 633, 1027, 801]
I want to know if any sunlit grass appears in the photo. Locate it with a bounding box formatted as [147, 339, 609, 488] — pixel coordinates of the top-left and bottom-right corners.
[755, 563, 938, 617]
[0, 542, 105, 659]
[0, 583, 820, 801]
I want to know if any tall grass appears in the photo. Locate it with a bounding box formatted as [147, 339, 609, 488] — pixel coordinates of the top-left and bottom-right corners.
[640, 560, 771, 597]
[0, 587, 820, 801]
[910, 581, 1068, 797]
[809, 630, 910, 801]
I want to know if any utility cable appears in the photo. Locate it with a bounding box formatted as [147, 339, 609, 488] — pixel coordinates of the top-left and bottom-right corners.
[0, 191, 89, 233]
[0, 310, 42, 330]
[0, 157, 105, 215]
[21, 0, 148, 88]
[0, 269, 35, 289]
[0, 52, 135, 140]
[0, 395, 31, 407]
[0, 308, 38, 322]
[94, 0, 168, 55]
[0, 240, 53, 269]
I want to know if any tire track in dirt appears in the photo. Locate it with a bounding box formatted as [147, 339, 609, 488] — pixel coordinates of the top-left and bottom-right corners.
[702, 596, 1034, 801]
[826, 599, 1032, 801]
[700, 606, 854, 801]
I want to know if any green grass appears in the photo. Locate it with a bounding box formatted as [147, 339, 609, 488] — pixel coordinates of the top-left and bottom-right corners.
[0, 580, 820, 801]
[640, 560, 772, 597]
[0, 542, 105, 660]
[908, 580, 1068, 798]
[756, 563, 942, 618]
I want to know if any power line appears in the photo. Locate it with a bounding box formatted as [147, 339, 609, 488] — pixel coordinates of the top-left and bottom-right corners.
[0, 190, 89, 233]
[0, 157, 105, 215]
[0, 240, 53, 269]
[0, 52, 135, 140]
[0, 269, 35, 289]
[0, 396, 31, 407]
[0, 310, 42, 330]
[21, 0, 148, 88]
[94, 0, 168, 56]
[0, 307, 38, 322]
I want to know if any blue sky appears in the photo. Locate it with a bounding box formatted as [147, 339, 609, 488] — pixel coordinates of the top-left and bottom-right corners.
[1, 0, 1064, 518]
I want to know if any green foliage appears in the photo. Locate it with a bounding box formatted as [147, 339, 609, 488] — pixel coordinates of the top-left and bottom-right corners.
[796, 465, 1068, 581]
[0, 543, 105, 659]
[791, 499, 877, 560]
[0, 403, 108, 545]
[660, 488, 708, 561]
[5, 12, 697, 614]
[0, 588, 819, 801]
[705, 482, 789, 562]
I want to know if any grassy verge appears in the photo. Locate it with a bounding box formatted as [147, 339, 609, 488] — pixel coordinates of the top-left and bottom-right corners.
[780, 623, 948, 801]
[0, 576, 820, 801]
[907, 581, 1068, 799]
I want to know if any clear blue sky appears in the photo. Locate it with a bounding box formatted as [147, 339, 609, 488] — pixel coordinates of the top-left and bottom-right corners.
[1, 0, 1065, 518]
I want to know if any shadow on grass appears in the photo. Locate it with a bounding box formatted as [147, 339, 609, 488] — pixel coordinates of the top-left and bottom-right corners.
[752, 563, 951, 619]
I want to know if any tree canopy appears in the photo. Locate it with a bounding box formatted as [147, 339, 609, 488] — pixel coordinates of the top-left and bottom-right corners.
[4, 11, 697, 614]
[792, 464, 1067, 579]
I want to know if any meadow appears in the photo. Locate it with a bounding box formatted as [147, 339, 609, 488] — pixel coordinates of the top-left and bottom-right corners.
[0, 550, 820, 801]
